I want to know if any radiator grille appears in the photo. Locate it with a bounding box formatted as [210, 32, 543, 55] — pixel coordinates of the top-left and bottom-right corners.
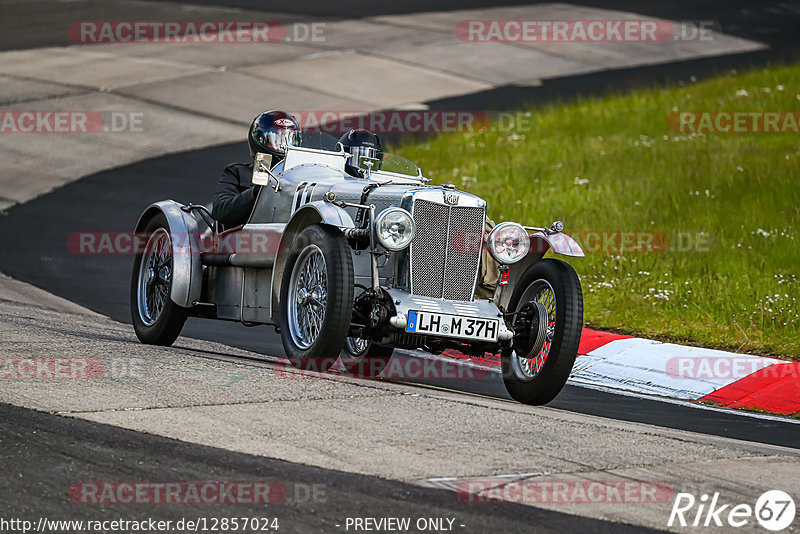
[410, 199, 484, 301]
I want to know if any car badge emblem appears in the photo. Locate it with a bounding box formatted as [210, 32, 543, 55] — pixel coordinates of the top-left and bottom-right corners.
[444, 192, 459, 205]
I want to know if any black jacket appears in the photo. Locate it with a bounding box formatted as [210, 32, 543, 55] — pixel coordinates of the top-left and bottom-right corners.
[212, 163, 259, 227]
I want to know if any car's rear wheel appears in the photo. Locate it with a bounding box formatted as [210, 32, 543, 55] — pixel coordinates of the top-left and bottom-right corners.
[279, 225, 353, 373]
[339, 338, 394, 377]
[501, 259, 582, 405]
[130, 213, 187, 345]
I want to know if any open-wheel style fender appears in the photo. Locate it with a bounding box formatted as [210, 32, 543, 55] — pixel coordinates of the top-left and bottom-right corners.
[497, 232, 584, 310]
[270, 200, 356, 321]
[530, 231, 585, 258]
[134, 200, 203, 308]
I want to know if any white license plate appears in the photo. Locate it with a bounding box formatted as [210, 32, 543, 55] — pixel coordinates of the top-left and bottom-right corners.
[406, 311, 499, 342]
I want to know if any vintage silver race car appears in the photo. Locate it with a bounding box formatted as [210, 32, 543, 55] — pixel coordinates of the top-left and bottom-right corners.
[130, 133, 585, 405]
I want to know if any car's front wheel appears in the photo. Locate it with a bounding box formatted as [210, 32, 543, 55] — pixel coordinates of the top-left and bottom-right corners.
[501, 258, 583, 405]
[279, 224, 354, 373]
[130, 213, 188, 345]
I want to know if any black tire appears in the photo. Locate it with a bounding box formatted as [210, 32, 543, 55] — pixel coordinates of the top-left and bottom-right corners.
[339, 339, 394, 378]
[130, 213, 188, 345]
[501, 258, 583, 405]
[279, 225, 354, 373]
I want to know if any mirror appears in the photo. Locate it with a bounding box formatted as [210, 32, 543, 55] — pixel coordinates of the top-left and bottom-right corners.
[252, 153, 282, 191]
[357, 155, 381, 170]
[252, 153, 273, 186]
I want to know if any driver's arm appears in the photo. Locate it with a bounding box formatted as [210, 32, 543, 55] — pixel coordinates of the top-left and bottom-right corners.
[212, 164, 260, 227]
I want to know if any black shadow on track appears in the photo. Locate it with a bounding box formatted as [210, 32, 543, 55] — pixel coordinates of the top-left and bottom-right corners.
[0, 403, 663, 533]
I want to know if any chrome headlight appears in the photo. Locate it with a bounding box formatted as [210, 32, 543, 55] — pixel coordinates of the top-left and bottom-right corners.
[375, 208, 415, 251]
[487, 222, 530, 264]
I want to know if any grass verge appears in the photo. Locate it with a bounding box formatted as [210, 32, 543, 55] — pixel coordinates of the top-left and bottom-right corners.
[398, 63, 800, 358]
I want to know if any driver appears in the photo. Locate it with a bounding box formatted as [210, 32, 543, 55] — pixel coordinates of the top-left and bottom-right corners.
[212, 110, 300, 227]
[338, 129, 383, 178]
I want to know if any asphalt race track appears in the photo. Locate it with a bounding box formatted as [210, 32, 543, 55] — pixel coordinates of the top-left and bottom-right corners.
[2, 403, 662, 533]
[2, 1, 800, 532]
[4, 0, 800, 51]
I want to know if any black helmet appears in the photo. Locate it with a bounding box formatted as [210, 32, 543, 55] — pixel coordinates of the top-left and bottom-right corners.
[338, 129, 383, 172]
[248, 110, 300, 159]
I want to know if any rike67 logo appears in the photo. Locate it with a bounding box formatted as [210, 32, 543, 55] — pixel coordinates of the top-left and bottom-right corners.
[669, 490, 796, 531]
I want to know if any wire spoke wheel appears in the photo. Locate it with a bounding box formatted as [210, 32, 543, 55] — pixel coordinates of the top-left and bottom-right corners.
[137, 228, 172, 327]
[130, 213, 187, 346]
[345, 337, 370, 356]
[340, 336, 394, 378]
[288, 245, 328, 350]
[511, 279, 556, 381]
[279, 225, 354, 373]
[501, 259, 583, 405]
[337, 287, 395, 378]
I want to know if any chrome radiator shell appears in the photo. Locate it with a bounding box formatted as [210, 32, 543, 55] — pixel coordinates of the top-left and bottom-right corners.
[405, 189, 486, 301]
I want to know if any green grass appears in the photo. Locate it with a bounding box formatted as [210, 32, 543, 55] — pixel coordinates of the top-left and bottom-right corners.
[397, 63, 800, 358]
